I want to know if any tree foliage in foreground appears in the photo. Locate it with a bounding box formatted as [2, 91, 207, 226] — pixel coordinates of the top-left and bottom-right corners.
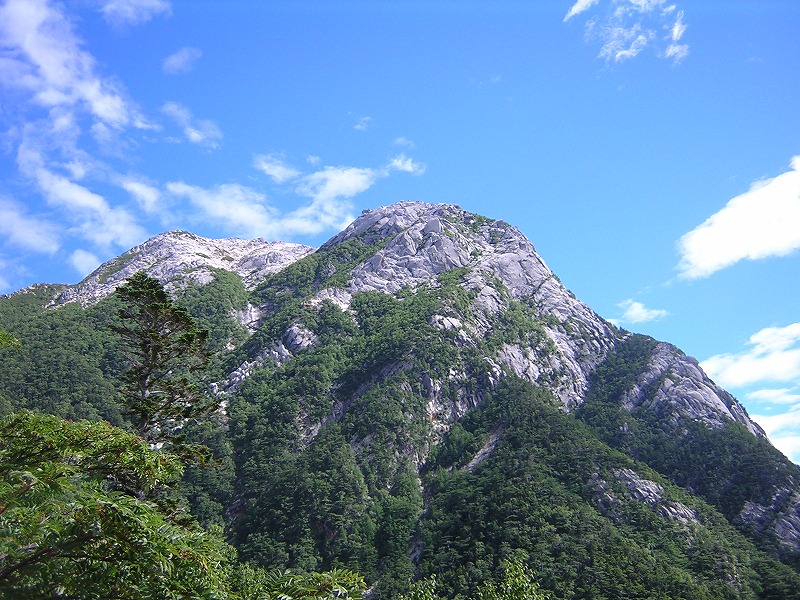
[399, 556, 547, 600]
[0, 410, 366, 600]
[0, 410, 229, 599]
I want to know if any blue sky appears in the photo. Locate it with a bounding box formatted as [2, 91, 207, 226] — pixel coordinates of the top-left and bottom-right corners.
[1, 0, 799, 462]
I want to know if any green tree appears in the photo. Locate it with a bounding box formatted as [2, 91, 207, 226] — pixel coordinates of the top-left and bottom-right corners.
[0, 410, 368, 600]
[0, 327, 19, 349]
[229, 565, 366, 599]
[398, 557, 547, 600]
[110, 272, 212, 443]
[0, 410, 231, 599]
[472, 557, 547, 600]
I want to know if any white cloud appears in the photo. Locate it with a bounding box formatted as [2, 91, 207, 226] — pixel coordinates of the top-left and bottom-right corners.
[121, 179, 161, 212]
[254, 154, 302, 184]
[354, 116, 373, 131]
[99, 0, 171, 27]
[665, 42, 689, 62]
[0, 260, 10, 292]
[0, 0, 144, 129]
[569, 0, 689, 63]
[611, 298, 668, 325]
[167, 156, 411, 240]
[34, 165, 108, 213]
[771, 434, 800, 464]
[564, 0, 600, 22]
[69, 248, 101, 276]
[243, 154, 428, 237]
[166, 178, 357, 239]
[166, 181, 279, 238]
[701, 323, 800, 389]
[598, 23, 652, 62]
[0, 198, 60, 253]
[161, 101, 222, 149]
[670, 9, 687, 41]
[18, 139, 145, 250]
[747, 388, 800, 405]
[677, 156, 800, 279]
[162, 47, 202, 74]
[749, 407, 800, 463]
[387, 153, 426, 176]
[393, 137, 416, 149]
[296, 166, 379, 203]
[280, 198, 357, 237]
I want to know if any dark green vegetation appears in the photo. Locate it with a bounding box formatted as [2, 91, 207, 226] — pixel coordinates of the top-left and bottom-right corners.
[576, 335, 800, 570]
[112, 271, 213, 444]
[3, 218, 800, 599]
[0, 410, 366, 599]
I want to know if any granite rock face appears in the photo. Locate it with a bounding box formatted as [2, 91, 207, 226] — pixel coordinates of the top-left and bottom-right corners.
[316, 203, 763, 437]
[621, 342, 766, 438]
[49, 230, 314, 307]
[590, 468, 699, 525]
[737, 485, 800, 555]
[321, 202, 618, 410]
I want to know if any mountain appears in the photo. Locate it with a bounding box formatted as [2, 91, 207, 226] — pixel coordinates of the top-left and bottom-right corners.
[31, 229, 314, 308]
[2, 201, 800, 598]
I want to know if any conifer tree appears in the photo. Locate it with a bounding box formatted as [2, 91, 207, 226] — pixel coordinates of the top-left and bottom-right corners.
[111, 271, 212, 444]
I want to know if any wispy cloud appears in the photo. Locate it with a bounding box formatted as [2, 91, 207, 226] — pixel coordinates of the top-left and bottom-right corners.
[120, 179, 161, 213]
[387, 153, 426, 175]
[0, 198, 60, 253]
[99, 0, 171, 27]
[566, 0, 689, 63]
[609, 298, 668, 325]
[564, 0, 600, 22]
[749, 406, 800, 463]
[354, 116, 373, 131]
[701, 323, 800, 389]
[704, 323, 800, 463]
[167, 171, 360, 240]
[677, 156, 800, 279]
[167, 152, 427, 240]
[162, 46, 202, 74]
[665, 10, 689, 61]
[17, 136, 145, 250]
[166, 182, 278, 238]
[296, 167, 379, 204]
[254, 154, 302, 184]
[69, 248, 101, 276]
[0, 0, 159, 281]
[0, 0, 147, 129]
[161, 101, 222, 149]
[393, 137, 416, 149]
[747, 388, 800, 405]
[0, 260, 11, 292]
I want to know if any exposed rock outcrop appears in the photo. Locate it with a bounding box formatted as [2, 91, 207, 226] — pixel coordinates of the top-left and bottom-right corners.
[738, 486, 800, 555]
[621, 342, 766, 437]
[590, 468, 699, 525]
[320, 202, 618, 409]
[51, 230, 314, 307]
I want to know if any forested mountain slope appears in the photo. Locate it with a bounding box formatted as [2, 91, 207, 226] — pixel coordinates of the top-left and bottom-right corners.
[2, 201, 800, 598]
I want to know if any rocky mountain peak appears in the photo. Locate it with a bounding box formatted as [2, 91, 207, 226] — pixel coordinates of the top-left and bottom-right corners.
[50, 230, 314, 307]
[313, 202, 617, 410]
